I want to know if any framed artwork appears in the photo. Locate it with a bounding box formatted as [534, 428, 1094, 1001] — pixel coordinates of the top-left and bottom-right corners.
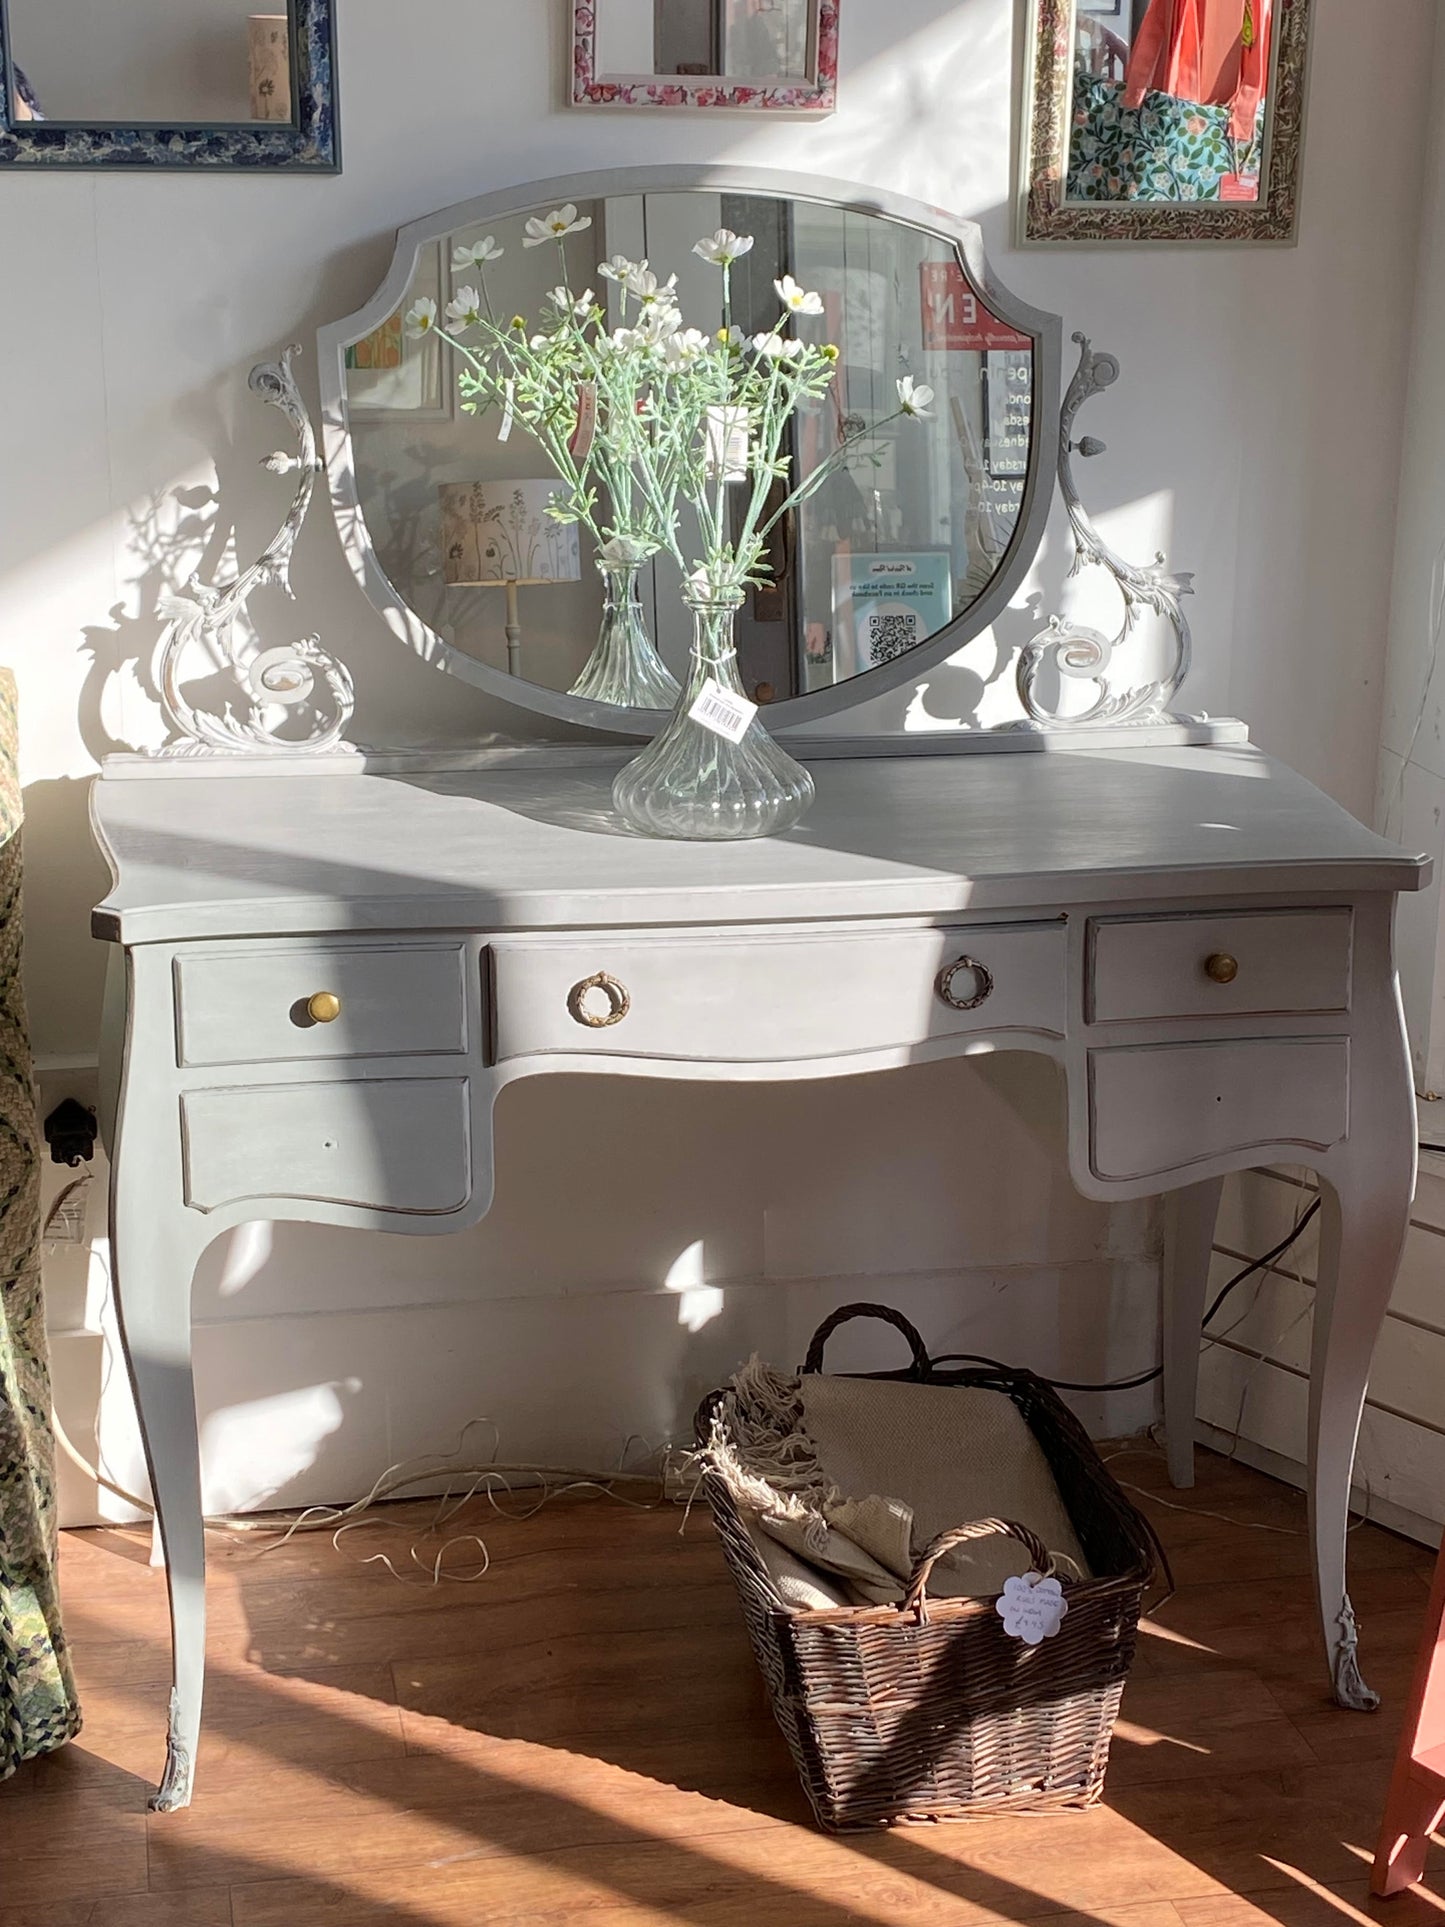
[0, 0, 338, 171]
[343, 242, 449, 418]
[572, 0, 839, 112]
[1020, 0, 1313, 243]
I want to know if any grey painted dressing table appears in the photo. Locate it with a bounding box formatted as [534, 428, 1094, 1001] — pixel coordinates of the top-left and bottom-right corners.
[92, 168, 1432, 1810]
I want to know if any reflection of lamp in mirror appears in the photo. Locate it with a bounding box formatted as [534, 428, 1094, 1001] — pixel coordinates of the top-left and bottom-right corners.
[248, 16, 291, 121]
[438, 481, 582, 679]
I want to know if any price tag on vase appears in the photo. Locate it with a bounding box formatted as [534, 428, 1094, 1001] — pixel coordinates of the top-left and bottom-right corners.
[689, 678, 758, 744]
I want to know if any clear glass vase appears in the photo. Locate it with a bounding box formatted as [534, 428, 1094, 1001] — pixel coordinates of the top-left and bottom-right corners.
[612, 588, 815, 840]
[568, 562, 681, 709]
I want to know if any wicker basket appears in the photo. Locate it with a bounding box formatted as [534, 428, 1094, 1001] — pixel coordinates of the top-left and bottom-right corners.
[697, 1303, 1163, 1832]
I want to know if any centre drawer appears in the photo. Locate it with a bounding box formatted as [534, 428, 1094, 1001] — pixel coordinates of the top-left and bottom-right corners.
[174, 942, 469, 1067]
[489, 923, 1067, 1064]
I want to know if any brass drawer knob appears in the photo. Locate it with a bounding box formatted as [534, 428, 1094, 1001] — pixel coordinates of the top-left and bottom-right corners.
[1204, 953, 1239, 985]
[936, 956, 994, 1012]
[306, 991, 342, 1024]
[567, 972, 631, 1029]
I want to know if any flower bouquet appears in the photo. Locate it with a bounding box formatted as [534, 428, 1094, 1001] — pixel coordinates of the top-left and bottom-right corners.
[410, 206, 932, 839]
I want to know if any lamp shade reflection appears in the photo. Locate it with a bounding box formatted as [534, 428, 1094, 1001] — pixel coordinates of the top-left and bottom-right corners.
[438, 480, 583, 679]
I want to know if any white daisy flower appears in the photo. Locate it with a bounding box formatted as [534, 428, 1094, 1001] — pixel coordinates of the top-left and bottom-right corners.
[444, 287, 482, 330]
[598, 253, 641, 284]
[693, 229, 755, 267]
[548, 285, 596, 316]
[523, 203, 592, 247]
[403, 296, 438, 339]
[451, 236, 503, 272]
[753, 331, 806, 361]
[632, 267, 678, 305]
[775, 275, 824, 316]
[662, 327, 711, 368]
[896, 375, 936, 419]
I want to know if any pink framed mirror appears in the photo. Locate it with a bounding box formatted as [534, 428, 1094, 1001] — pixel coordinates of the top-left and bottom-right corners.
[571, 0, 839, 112]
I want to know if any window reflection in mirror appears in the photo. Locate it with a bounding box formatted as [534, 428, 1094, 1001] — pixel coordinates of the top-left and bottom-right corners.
[4, 1, 294, 123]
[595, 0, 814, 81]
[1068, 0, 1270, 205]
[341, 191, 1034, 709]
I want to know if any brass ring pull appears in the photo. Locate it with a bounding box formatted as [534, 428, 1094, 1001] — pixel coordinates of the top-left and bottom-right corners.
[567, 972, 631, 1030]
[306, 991, 342, 1024]
[935, 956, 994, 1012]
[1204, 953, 1239, 985]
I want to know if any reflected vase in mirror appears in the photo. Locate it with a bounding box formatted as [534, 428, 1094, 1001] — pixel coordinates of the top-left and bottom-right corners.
[612, 587, 814, 840]
[571, 558, 681, 708]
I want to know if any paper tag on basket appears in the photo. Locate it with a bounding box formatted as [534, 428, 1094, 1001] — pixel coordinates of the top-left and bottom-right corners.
[995, 1572, 1068, 1645]
[689, 677, 757, 744]
[569, 381, 598, 460]
[497, 380, 515, 443]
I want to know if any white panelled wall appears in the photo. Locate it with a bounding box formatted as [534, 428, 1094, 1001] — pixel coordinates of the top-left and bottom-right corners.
[1198, 1148, 1445, 1546]
[7, 0, 1439, 1523]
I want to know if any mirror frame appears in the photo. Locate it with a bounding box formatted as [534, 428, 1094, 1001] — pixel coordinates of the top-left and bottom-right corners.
[571, 0, 839, 113]
[0, 0, 338, 171]
[317, 164, 1062, 737]
[1020, 0, 1312, 244]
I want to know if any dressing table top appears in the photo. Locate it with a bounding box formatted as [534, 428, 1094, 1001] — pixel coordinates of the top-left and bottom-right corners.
[91, 745, 1430, 946]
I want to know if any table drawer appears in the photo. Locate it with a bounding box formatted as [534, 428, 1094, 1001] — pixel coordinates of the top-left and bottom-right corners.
[1089, 1039, 1349, 1182]
[175, 943, 468, 1067]
[1088, 910, 1352, 1023]
[490, 923, 1067, 1064]
[181, 1080, 471, 1214]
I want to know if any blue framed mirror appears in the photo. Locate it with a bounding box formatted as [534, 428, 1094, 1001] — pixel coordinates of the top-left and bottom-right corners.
[0, 0, 337, 170]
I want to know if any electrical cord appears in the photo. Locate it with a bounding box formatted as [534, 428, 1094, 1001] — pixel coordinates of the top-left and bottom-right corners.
[931, 1194, 1323, 1395]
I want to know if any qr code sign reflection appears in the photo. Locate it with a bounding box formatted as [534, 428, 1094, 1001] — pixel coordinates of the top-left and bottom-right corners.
[864, 605, 921, 664]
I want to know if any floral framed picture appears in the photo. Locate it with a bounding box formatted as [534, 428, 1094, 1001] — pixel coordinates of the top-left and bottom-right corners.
[1020, 0, 1313, 243]
[572, 0, 839, 113]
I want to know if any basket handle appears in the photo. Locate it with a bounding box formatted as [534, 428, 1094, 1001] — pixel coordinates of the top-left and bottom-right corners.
[802, 1303, 931, 1379]
[902, 1518, 1056, 1626]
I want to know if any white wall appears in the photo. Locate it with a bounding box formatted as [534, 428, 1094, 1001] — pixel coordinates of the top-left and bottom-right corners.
[6, 0, 1435, 1519]
[1378, 20, 1445, 1096]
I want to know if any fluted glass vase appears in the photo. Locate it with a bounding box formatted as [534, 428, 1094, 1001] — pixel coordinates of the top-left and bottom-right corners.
[612, 588, 815, 840]
[569, 562, 681, 709]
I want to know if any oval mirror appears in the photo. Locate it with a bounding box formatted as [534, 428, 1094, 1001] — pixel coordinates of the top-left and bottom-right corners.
[319, 168, 1061, 732]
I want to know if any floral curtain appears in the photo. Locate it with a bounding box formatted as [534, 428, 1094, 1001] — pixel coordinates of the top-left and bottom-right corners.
[0, 670, 80, 1780]
[1068, 73, 1264, 202]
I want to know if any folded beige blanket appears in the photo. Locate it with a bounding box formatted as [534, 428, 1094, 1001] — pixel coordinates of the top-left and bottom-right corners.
[708, 1357, 1091, 1611]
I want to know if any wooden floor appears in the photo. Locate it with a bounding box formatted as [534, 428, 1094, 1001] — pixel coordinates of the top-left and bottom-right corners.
[3, 1444, 1444, 1926]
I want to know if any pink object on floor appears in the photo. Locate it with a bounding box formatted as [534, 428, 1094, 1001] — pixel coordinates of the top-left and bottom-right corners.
[1373, 1530, 1445, 1895]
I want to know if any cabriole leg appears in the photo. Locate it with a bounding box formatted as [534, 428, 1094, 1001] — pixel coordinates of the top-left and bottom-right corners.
[1309, 1171, 1412, 1711]
[1161, 1175, 1224, 1488]
[109, 1190, 208, 1809]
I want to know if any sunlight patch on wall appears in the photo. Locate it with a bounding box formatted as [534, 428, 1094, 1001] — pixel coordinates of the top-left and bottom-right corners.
[200, 1380, 357, 1512]
[663, 1238, 725, 1332]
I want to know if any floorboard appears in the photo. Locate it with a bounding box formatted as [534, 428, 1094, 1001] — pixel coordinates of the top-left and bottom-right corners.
[1, 1443, 1438, 1926]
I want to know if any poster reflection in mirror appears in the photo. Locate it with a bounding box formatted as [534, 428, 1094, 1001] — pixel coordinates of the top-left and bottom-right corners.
[1021, 0, 1311, 242]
